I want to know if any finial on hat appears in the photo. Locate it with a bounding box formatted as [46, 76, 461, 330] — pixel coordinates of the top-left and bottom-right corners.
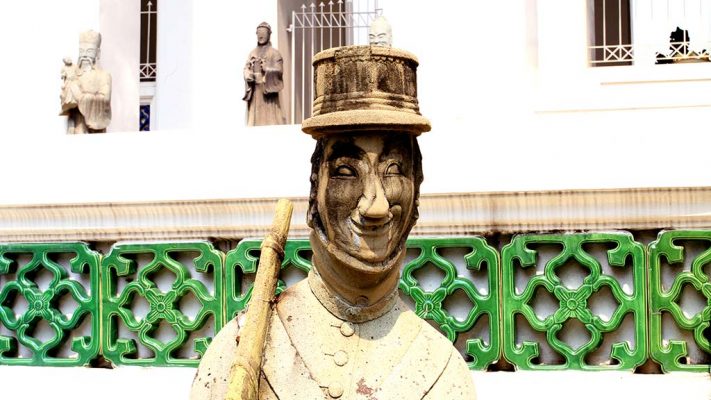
[369, 16, 392, 47]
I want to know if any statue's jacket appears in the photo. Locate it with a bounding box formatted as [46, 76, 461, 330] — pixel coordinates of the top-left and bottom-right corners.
[191, 276, 476, 399]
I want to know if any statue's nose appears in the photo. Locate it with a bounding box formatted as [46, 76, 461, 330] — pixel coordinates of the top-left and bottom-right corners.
[357, 175, 390, 220]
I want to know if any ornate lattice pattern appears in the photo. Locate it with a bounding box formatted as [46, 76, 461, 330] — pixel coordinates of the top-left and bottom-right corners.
[0, 243, 99, 366]
[400, 238, 499, 369]
[2, 232, 711, 372]
[101, 242, 223, 366]
[502, 233, 647, 370]
[649, 230, 711, 372]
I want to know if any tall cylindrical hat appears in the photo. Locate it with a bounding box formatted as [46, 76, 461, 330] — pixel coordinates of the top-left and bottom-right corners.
[302, 45, 431, 138]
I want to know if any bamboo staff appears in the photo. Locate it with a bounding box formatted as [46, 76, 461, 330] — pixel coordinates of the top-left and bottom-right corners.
[225, 199, 293, 400]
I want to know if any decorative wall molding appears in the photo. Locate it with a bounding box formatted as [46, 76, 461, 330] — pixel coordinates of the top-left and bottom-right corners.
[0, 187, 710, 241]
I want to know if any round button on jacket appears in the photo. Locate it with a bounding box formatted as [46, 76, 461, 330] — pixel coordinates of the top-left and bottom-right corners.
[333, 350, 348, 366]
[339, 321, 355, 337]
[328, 382, 344, 398]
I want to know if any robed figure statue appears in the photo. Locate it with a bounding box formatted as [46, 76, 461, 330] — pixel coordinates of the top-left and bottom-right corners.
[243, 22, 286, 126]
[60, 30, 112, 134]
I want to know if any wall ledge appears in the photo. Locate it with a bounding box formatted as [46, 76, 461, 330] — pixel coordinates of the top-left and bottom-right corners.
[0, 186, 709, 241]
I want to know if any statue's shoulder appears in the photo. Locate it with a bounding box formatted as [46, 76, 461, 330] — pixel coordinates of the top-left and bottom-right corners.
[89, 67, 112, 80]
[190, 279, 309, 397]
[189, 314, 242, 400]
[267, 45, 284, 59]
[406, 313, 477, 399]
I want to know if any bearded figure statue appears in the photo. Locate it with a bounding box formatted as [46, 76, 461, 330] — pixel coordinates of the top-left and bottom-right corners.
[59, 30, 112, 134]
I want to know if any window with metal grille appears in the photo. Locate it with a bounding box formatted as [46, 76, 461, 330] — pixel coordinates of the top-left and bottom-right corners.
[140, 0, 157, 81]
[140, 0, 157, 131]
[284, 0, 381, 124]
[589, 0, 632, 66]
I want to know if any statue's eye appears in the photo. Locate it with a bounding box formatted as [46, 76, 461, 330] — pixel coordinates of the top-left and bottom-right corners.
[334, 165, 356, 177]
[385, 163, 402, 176]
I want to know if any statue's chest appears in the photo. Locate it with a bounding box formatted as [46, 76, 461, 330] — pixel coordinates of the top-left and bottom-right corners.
[78, 71, 102, 93]
[261, 290, 446, 400]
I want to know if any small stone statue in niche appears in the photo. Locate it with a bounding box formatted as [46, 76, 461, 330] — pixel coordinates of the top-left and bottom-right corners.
[369, 16, 392, 47]
[192, 45, 477, 399]
[243, 22, 286, 126]
[59, 30, 112, 134]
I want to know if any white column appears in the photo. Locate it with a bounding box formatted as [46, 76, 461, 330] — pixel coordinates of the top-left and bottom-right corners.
[100, 0, 140, 132]
[631, 0, 657, 66]
[154, 0, 193, 130]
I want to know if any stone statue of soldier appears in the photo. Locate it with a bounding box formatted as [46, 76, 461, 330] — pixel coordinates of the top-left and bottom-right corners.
[243, 22, 286, 126]
[59, 30, 112, 134]
[191, 46, 476, 399]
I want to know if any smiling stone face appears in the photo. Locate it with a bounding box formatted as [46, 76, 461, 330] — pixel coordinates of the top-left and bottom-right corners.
[316, 133, 416, 263]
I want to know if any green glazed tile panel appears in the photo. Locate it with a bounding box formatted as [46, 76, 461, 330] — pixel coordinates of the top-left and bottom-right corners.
[501, 233, 647, 370]
[649, 230, 711, 372]
[226, 237, 500, 369]
[101, 242, 223, 366]
[400, 237, 500, 369]
[225, 239, 312, 321]
[0, 243, 100, 366]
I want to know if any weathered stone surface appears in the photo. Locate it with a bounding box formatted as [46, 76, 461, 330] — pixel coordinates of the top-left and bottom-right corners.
[303, 46, 430, 137]
[60, 30, 112, 134]
[243, 22, 286, 127]
[192, 45, 476, 399]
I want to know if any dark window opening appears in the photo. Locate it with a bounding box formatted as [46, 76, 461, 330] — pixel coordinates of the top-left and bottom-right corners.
[590, 0, 632, 66]
[140, 0, 158, 81]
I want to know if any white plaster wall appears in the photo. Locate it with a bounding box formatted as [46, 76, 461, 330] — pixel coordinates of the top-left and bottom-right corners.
[154, 0, 193, 130]
[100, 0, 140, 132]
[0, 1, 709, 205]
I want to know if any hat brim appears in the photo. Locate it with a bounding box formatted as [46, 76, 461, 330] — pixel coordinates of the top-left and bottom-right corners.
[302, 109, 431, 139]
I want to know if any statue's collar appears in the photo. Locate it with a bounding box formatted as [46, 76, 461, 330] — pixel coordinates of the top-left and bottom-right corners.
[307, 229, 401, 323]
[307, 269, 399, 323]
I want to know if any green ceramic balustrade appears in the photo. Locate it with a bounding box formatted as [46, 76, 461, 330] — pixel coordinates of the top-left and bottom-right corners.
[501, 233, 647, 370]
[399, 237, 500, 369]
[649, 230, 711, 372]
[101, 242, 223, 366]
[0, 243, 99, 366]
[0, 232, 708, 371]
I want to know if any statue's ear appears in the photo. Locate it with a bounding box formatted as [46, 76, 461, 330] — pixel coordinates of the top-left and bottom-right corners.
[96, 48, 101, 62]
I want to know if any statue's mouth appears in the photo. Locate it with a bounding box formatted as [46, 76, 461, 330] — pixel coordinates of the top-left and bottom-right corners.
[78, 58, 93, 67]
[348, 217, 392, 238]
